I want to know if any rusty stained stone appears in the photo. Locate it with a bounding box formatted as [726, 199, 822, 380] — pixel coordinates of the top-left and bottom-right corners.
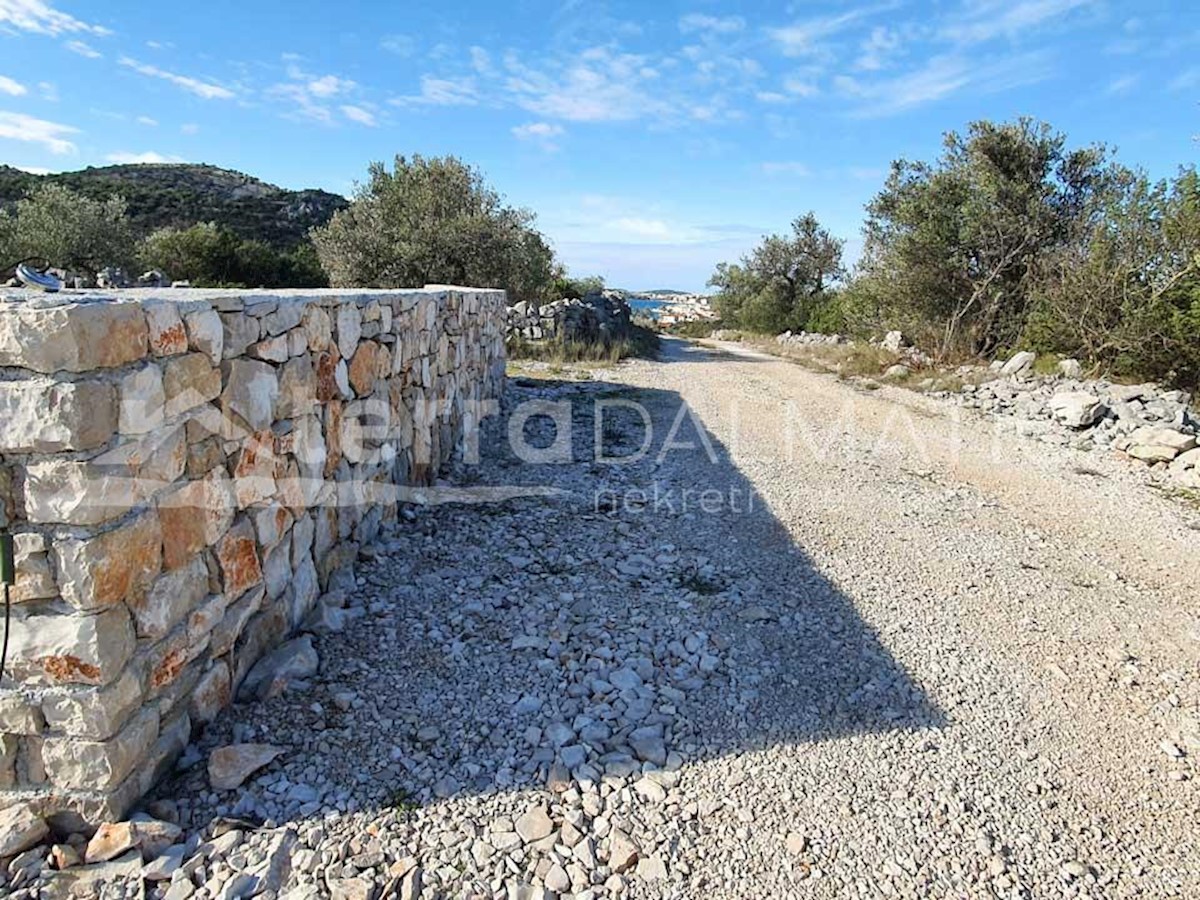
[145, 302, 189, 357]
[232, 430, 277, 508]
[190, 661, 231, 725]
[158, 470, 236, 570]
[348, 341, 383, 396]
[52, 513, 163, 612]
[315, 350, 340, 402]
[215, 517, 262, 599]
[0, 301, 148, 373]
[324, 400, 343, 478]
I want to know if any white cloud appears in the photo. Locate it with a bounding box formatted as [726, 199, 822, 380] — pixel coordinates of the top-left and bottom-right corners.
[856, 26, 901, 71]
[504, 46, 667, 122]
[37, 80, 56, 101]
[392, 75, 479, 107]
[105, 150, 185, 164]
[761, 161, 811, 176]
[180, 122, 199, 134]
[1106, 74, 1139, 96]
[755, 91, 788, 103]
[0, 0, 110, 37]
[678, 14, 745, 35]
[118, 57, 235, 100]
[308, 74, 355, 98]
[0, 75, 26, 96]
[941, 0, 1096, 45]
[380, 34, 414, 57]
[340, 104, 376, 126]
[136, 115, 157, 126]
[0, 109, 77, 153]
[470, 46, 493, 76]
[14, 163, 50, 174]
[837, 52, 1052, 117]
[1170, 68, 1200, 92]
[783, 76, 820, 97]
[612, 218, 674, 240]
[769, 7, 884, 58]
[512, 121, 564, 151]
[64, 38, 100, 58]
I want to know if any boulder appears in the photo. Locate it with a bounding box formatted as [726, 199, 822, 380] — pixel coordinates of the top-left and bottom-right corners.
[237, 635, 319, 700]
[1048, 391, 1106, 429]
[1123, 427, 1197, 463]
[0, 803, 48, 856]
[1000, 351, 1036, 376]
[881, 330, 908, 352]
[207, 743, 285, 791]
[1057, 358, 1083, 378]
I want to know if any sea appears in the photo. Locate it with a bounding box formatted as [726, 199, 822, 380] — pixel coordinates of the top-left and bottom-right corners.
[628, 296, 665, 319]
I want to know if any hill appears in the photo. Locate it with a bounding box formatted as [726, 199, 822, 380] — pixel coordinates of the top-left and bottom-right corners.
[0, 163, 348, 248]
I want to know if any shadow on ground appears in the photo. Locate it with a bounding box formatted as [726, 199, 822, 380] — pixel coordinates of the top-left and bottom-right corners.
[154, 367, 945, 832]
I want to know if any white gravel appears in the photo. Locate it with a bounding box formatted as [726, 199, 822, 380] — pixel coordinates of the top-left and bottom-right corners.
[47, 337, 1200, 899]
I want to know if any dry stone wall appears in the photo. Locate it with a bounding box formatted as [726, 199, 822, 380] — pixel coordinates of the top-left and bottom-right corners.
[0, 285, 505, 831]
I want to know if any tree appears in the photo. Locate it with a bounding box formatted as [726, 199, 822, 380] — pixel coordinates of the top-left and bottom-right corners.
[311, 155, 556, 303]
[707, 213, 844, 333]
[3, 183, 136, 275]
[139, 222, 328, 287]
[858, 118, 1113, 357]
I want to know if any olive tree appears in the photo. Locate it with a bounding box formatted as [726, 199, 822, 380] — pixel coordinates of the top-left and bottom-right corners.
[3, 183, 136, 275]
[311, 155, 556, 303]
[707, 212, 844, 333]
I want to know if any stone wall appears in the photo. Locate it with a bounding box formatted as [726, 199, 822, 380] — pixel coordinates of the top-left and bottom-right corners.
[506, 291, 633, 345]
[0, 285, 505, 831]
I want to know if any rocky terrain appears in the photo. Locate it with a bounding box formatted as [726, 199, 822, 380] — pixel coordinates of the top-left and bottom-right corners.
[4, 338, 1199, 899]
[507, 292, 634, 346]
[0, 164, 347, 248]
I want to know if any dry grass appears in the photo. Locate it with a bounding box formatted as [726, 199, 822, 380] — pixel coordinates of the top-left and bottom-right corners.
[507, 325, 659, 368]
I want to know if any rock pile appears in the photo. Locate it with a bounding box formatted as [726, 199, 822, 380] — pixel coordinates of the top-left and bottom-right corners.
[948, 354, 1198, 489]
[507, 291, 633, 345]
[774, 330, 846, 347]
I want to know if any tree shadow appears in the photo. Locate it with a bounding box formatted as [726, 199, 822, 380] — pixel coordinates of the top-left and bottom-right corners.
[152, 374, 944, 850]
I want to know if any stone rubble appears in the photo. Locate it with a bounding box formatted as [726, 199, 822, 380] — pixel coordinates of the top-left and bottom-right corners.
[507, 291, 633, 345]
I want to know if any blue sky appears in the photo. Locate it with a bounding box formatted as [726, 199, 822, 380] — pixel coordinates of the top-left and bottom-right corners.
[0, 0, 1196, 291]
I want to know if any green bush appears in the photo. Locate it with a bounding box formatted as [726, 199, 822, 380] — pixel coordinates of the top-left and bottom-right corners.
[311, 154, 555, 303]
[139, 222, 327, 288]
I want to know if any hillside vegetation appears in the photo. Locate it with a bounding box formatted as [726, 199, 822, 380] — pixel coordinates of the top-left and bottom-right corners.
[708, 118, 1200, 388]
[0, 163, 346, 248]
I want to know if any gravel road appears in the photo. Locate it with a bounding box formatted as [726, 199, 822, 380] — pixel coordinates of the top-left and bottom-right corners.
[108, 338, 1200, 899]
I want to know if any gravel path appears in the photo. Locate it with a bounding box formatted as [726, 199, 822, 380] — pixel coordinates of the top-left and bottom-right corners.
[108, 338, 1200, 899]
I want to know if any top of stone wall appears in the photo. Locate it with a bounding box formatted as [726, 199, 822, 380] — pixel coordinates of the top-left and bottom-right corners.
[0, 285, 505, 375]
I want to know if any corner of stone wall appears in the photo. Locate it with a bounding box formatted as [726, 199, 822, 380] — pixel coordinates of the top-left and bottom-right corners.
[0, 285, 506, 832]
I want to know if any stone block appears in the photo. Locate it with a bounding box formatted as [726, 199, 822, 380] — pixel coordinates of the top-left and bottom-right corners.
[0, 301, 147, 373]
[278, 355, 317, 418]
[349, 341, 383, 396]
[41, 666, 142, 740]
[8, 605, 135, 686]
[158, 469, 236, 569]
[119, 365, 166, 434]
[263, 541, 290, 600]
[164, 352, 221, 418]
[250, 334, 289, 363]
[184, 308, 223, 364]
[190, 661, 231, 725]
[24, 458, 139, 525]
[42, 707, 159, 791]
[216, 517, 262, 599]
[53, 512, 162, 612]
[302, 305, 332, 351]
[0, 379, 117, 453]
[0, 694, 45, 734]
[209, 587, 264, 658]
[336, 301, 362, 359]
[11, 533, 57, 603]
[220, 358, 279, 433]
[253, 502, 294, 550]
[145, 302, 188, 356]
[232, 430, 277, 508]
[130, 554, 209, 640]
[221, 312, 259, 359]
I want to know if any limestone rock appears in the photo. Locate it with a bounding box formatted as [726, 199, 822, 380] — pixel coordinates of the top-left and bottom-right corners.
[1000, 351, 1036, 376]
[0, 803, 48, 857]
[1048, 391, 1106, 429]
[208, 743, 285, 791]
[220, 359, 279, 433]
[1124, 427, 1197, 463]
[185, 308, 224, 364]
[8, 605, 135, 685]
[85, 822, 137, 864]
[0, 300, 147, 373]
[0, 379, 116, 452]
[237, 635, 319, 700]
